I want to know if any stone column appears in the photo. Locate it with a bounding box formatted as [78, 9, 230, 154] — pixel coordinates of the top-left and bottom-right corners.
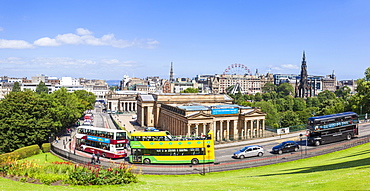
[226, 120, 230, 141]
[220, 120, 223, 141]
[244, 120, 247, 139]
[256, 119, 260, 137]
[195, 124, 199, 136]
[203, 123, 206, 136]
[233, 120, 238, 140]
[187, 123, 191, 137]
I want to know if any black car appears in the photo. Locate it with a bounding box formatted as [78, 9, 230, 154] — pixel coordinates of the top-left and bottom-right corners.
[272, 141, 299, 154]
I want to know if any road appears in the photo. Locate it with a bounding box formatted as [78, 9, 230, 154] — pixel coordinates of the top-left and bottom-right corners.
[215, 122, 370, 163]
[91, 107, 370, 164]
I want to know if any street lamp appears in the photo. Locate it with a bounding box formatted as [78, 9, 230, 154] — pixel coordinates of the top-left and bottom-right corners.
[299, 134, 303, 158]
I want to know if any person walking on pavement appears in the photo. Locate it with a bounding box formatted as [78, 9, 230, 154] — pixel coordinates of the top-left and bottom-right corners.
[96, 152, 100, 164]
[91, 153, 96, 164]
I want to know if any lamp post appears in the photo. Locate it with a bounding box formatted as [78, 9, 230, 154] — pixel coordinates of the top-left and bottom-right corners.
[299, 134, 303, 158]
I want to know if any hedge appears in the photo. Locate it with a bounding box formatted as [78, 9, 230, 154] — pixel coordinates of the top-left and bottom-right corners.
[0, 143, 50, 162]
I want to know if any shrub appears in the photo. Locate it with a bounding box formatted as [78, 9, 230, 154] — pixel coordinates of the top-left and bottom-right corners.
[41, 143, 51, 153]
[65, 163, 138, 185]
[0, 145, 41, 162]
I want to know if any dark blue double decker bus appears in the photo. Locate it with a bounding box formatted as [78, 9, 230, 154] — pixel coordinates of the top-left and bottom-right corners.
[307, 112, 359, 146]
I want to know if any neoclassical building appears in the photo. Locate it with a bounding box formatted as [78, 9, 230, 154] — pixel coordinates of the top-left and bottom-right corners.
[106, 91, 146, 112]
[137, 94, 266, 141]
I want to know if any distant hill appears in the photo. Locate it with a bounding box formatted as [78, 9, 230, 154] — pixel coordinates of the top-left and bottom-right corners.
[106, 80, 120, 86]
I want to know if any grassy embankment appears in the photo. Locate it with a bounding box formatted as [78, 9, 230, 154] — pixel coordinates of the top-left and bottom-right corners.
[1, 142, 370, 191]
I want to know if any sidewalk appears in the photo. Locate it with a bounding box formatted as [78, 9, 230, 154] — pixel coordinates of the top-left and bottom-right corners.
[111, 114, 144, 133]
[215, 130, 306, 149]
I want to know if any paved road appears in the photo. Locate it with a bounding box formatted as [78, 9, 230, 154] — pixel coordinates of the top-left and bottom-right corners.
[52, 109, 370, 174]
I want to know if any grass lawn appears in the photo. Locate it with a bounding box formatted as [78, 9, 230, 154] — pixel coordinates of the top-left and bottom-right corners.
[1, 143, 370, 191]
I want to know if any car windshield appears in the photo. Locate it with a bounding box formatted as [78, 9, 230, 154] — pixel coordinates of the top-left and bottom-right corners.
[240, 147, 249, 152]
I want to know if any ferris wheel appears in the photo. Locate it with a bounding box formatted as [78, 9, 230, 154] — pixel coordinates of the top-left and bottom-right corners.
[223, 63, 251, 75]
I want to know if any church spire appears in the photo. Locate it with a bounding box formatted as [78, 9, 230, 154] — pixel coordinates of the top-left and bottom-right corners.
[170, 62, 174, 82]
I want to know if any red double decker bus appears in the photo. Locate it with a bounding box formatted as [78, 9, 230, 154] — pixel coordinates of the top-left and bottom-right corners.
[76, 126, 128, 158]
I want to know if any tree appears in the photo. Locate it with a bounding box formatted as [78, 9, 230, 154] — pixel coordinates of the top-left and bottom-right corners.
[50, 88, 85, 129]
[262, 93, 271, 101]
[262, 82, 276, 93]
[280, 111, 301, 127]
[181, 88, 199, 93]
[293, 97, 306, 111]
[254, 101, 279, 128]
[306, 97, 320, 108]
[254, 92, 262, 102]
[317, 90, 336, 103]
[36, 81, 49, 94]
[335, 86, 351, 99]
[365, 67, 370, 81]
[276, 83, 294, 97]
[348, 69, 370, 114]
[317, 99, 345, 115]
[74, 90, 96, 111]
[12, 82, 21, 92]
[0, 91, 61, 153]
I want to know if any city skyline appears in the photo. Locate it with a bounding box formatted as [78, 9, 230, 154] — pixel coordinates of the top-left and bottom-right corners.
[0, 1, 369, 80]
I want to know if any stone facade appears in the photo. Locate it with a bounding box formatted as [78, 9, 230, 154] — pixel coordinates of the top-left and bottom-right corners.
[137, 94, 266, 141]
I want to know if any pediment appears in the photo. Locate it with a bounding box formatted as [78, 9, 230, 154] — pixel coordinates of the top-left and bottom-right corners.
[242, 109, 266, 116]
[186, 111, 213, 119]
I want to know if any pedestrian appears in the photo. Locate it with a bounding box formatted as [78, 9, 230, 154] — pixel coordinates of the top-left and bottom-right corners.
[96, 152, 100, 164]
[365, 113, 368, 122]
[91, 153, 96, 164]
[55, 136, 59, 143]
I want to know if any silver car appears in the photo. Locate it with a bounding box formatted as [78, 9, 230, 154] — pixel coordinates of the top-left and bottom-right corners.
[233, 145, 264, 159]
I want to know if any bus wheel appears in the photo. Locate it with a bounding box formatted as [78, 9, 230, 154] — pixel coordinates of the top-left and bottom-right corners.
[347, 134, 352, 140]
[143, 158, 151, 164]
[102, 153, 106, 158]
[191, 158, 199, 165]
[315, 141, 320, 146]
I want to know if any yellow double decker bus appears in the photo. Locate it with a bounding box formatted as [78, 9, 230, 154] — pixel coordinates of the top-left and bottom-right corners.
[129, 130, 215, 165]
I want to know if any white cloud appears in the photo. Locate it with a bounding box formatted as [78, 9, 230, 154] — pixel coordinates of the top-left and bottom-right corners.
[0, 39, 34, 49]
[0, 57, 25, 65]
[55, 33, 83, 45]
[76, 28, 93, 35]
[101, 59, 137, 66]
[34, 37, 60, 46]
[269, 64, 299, 71]
[281, 64, 299, 70]
[31, 57, 97, 66]
[0, 28, 159, 49]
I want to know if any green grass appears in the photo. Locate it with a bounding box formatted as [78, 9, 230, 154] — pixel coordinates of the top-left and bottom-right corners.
[1, 143, 370, 191]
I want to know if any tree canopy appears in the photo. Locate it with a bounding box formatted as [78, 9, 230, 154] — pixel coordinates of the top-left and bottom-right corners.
[0, 88, 96, 154]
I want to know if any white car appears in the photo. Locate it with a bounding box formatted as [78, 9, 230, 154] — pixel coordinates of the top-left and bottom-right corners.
[233, 145, 264, 159]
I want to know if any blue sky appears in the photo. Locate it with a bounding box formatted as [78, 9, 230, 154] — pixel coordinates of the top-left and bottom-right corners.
[0, 0, 369, 80]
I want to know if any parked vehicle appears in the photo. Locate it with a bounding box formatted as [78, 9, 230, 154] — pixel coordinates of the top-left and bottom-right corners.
[272, 141, 299, 154]
[233, 145, 264, 159]
[144, 127, 159, 132]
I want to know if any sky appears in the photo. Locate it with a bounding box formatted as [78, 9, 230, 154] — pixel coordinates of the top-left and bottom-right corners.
[0, 0, 369, 81]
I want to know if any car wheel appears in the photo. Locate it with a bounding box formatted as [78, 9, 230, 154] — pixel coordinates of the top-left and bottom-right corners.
[143, 158, 151, 164]
[347, 134, 352, 140]
[240, 155, 245, 159]
[257, 152, 263, 157]
[191, 158, 199, 165]
[294, 147, 298, 152]
[278, 150, 283, 155]
[315, 141, 320, 146]
[102, 153, 106, 158]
